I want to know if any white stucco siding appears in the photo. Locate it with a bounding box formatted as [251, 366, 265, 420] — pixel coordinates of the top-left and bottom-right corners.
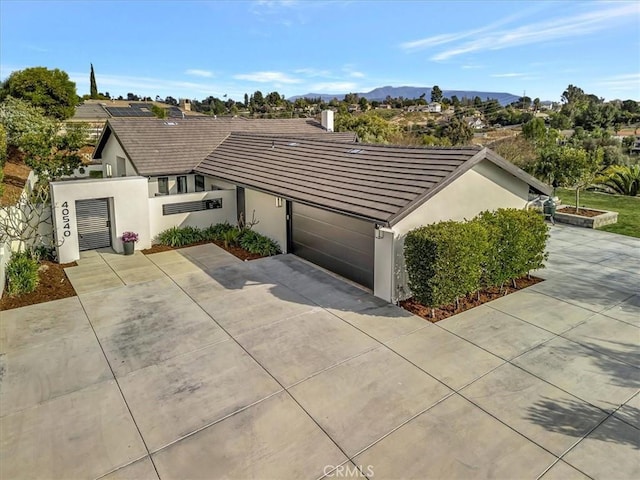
[50, 177, 151, 263]
[244, 189, 287, 252]
[394, 160, 529, 235]
[385, 159, 531, 302]
[97, 136, 135, 178]
[148, 190, 237, 240]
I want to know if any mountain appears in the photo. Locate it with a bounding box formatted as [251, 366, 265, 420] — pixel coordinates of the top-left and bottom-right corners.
[289, 86, 521, 107]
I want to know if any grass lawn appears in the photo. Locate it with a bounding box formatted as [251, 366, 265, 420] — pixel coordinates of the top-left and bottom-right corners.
[556, 188, 640, 238]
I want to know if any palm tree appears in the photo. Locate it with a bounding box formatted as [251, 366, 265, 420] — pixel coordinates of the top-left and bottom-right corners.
[598, 165, 640, 196]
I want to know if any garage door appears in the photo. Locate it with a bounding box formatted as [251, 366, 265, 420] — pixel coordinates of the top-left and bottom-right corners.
[76, 198, 111, 251]
[290, 203, 374, 289]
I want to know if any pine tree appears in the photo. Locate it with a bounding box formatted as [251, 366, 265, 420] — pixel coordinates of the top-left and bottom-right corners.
[90, 63, 98, 99]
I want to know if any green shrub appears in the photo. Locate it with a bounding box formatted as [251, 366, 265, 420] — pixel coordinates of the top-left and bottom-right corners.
[156, 226, 204, 247]
[404, 220, 488, 309]
[239, 229, 281, 256]
[478, 208, 548, 288]
[222, 228, 240, 248]
[202, 221, 235, 242]
[6, 251, 40, 296]
[405, 209, 548, 309]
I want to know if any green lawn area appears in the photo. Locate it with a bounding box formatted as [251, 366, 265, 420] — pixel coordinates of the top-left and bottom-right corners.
[556, 188, 640, 238]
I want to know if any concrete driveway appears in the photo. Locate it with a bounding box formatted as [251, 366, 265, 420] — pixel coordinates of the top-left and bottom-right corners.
[1, 225, 638, 479]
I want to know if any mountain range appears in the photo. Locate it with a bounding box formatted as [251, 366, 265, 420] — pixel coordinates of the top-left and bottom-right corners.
[289, 86, 521, 107]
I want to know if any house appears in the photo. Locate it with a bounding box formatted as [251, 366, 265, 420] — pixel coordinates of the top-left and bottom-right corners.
[464, 116, 485, 129]
[50, 112, 551, 303]
[427, 102, 442, 113]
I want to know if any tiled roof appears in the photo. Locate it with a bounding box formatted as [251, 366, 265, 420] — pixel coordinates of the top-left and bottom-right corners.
[95, 117, 347, 176]
[195, 133, 486, 223]
[70, 103, 110, 120]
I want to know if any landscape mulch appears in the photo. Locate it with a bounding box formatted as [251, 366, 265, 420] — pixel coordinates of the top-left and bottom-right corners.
[0, 261, 77, 311]
[557, 207, 603, 218]
[142, 240, 264, 261]
[400, 275, 543, 323]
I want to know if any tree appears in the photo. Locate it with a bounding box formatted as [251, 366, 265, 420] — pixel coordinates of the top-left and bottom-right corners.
[441, 117, 473, 146]
[0, 67, 78, 119]
[431, 85, 443, 103]
[537, 145, 603, 209]
[334, 112, 399, 143]
[533, 98, 541, 112]
[151, 104, 167, 118]
[562, 84, 585, 105]
[521, 118, 547, 144]
[90, 63, 98, 99]
[598, 165, 640, 196]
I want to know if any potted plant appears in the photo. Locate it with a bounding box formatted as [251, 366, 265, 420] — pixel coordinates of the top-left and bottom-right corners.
[121, 231, 138, 255]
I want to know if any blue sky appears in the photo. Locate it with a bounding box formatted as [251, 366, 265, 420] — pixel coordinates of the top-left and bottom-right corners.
[1, 0, 639, 102]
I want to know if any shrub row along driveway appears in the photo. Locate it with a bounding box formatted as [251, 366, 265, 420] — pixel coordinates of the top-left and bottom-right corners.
[1, 225, 638, 479]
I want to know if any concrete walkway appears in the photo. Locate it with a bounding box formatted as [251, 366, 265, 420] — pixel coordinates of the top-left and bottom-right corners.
[1, 225, 638, 479]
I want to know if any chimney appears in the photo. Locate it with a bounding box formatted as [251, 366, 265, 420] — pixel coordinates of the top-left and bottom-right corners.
[179, 98, 191, 112]
[321, 110, 334, 132]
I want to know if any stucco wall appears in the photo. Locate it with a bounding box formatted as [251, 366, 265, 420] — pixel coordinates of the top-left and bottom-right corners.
[386, 159, 531, 302]
[50, 177, 151, 263]
[148, 174, 231, 197]
[244, 189, 287, 251]
[97, 136, 136, 178]
[148, 190, 237, 240]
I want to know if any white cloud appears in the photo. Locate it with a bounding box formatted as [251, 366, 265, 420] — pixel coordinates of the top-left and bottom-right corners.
[185, 69, 213, 78]
[309, 81, 358, 92]
[596, 73, 640, 91]
[294, 67, 332, 77]
[233, 71, 301, 84]
[491, 73, 526, 78]
[401, 2, 640, 62]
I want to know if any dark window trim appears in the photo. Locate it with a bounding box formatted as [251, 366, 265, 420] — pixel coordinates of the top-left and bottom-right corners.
[195, 174, 205, 192]
[177, 175, 188, 194]
[158, 176, 169, 195]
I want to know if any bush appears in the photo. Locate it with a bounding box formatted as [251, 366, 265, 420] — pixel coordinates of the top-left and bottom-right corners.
[239, 229, 281, 256]
[404, 220, 488, 308]
[404, 209, 548, 309]
[6, 251, 40, 296]
[156, 226, 204, 247]
[222, 228, 240, 248]
[155, 222, 281, 256]
[202, 221, 235, 242]
[478, 209, 548, 289]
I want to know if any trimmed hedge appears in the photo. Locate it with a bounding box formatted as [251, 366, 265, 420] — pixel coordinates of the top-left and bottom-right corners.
[405, 220, 488, 308]
[6, 251, 40, 296]
[155, 223, 281, 257]
[479, 209, 548, 288]
[405, 209, 548, 309]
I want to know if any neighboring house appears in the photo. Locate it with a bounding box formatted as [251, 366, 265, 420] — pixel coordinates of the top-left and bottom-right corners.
[406, 103, 441, 113]
[427, 102, 442, 113]
[50, 113, 551, 303]
[464, 116, 485, 129]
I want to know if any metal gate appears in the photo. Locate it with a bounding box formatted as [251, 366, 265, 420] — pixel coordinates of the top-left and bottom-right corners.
[290, 202, 375, 289]
[76, 198, 111, 251]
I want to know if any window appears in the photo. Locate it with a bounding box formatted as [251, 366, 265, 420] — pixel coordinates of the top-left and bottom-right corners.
[195, 174, 205, 192]
[162, 198, 222, 215]
[158, 177, 169, 195]
[177, 176, 187, 194]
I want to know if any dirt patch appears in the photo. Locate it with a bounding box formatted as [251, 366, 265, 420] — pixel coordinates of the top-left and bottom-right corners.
[142, 240, 265, 261]
[400, 276, 543, 323]
[557, 207, 604, 218]
[1, 147, 31, 207]
[0, 260, 77, 311]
